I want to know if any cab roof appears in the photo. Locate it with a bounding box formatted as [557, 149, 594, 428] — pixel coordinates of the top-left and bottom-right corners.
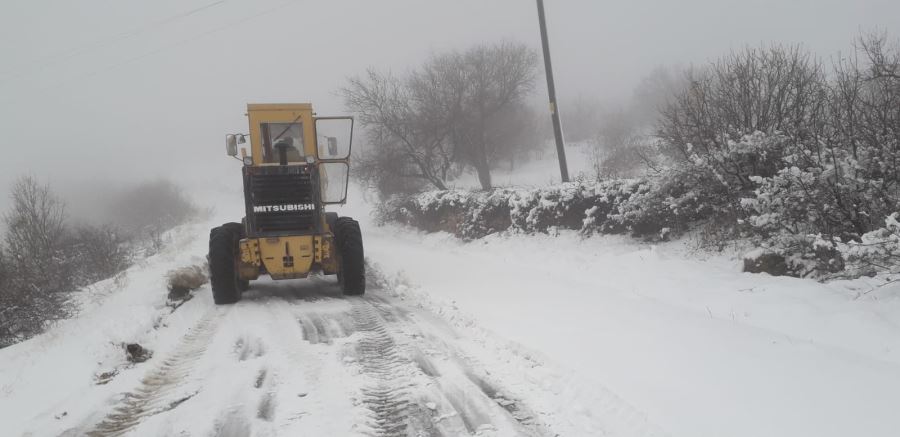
[247, 103, 312, 111]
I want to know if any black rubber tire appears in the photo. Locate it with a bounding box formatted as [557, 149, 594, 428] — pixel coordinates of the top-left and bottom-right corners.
[209, 223, 242, 304]
[334, 217, 365, 295]
[221, 221, 244, 237]
[221, 222, 250, 292]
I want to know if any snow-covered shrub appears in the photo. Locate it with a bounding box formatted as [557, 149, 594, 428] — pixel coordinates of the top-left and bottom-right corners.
[580, 179, 641, 235]
[376, 189, 513, 239]
[400, 190, 471, 234]
[833, 213, 900, 277]
[740, 131, 900, 277]
[379, 177, 718, 241]
[509, 182, 599, 233]
[658, 36, 900, 277]
[742, 238, 844, 278]
[591, 132, 789, 245]
[460, 190, 515, 238]
[742, 249, 789, 276]
[607, 166, 728, 240]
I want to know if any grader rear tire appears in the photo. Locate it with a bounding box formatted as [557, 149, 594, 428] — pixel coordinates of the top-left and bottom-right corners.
[334, 217, 365, 296]
[209, 223, 243, 304]
[221, 222, 249, 292]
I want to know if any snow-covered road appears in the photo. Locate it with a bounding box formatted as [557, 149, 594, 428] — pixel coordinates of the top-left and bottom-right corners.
[77, 279, 566, 437]
[2, 182, 899, 437]
[0, 196, 661, 437]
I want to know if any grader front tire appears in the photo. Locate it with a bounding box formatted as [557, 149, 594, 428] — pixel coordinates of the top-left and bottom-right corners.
[209, 224, 243, 305]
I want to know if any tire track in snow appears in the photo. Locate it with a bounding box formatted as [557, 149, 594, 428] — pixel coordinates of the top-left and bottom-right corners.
[249, 288, 364, 435]
[383, 290, 667, 437]
[356, 270, 543, 436]
[84, 308, 223, 437]
[349, 299, 418, 437]
[347, 293, 553, 437]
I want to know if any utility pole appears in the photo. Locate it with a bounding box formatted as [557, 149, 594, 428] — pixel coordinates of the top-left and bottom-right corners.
[536, 0, 570, 182]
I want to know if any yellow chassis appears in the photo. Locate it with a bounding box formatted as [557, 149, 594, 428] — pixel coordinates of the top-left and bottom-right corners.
[238, 233, 338, 281]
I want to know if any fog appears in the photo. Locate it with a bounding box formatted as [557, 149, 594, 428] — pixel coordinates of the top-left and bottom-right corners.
[0, 0, 896, 212]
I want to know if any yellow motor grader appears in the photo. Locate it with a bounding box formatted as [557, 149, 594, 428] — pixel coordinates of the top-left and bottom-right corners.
[209, 103, 364, 304]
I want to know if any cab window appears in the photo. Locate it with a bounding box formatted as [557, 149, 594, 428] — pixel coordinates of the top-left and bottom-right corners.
[260, 122, 304, 163]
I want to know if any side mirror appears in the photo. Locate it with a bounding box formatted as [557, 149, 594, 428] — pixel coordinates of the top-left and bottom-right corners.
[226, 135, 238, 156]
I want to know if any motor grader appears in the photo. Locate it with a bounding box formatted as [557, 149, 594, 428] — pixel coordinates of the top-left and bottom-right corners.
[208, 103, 364, 304]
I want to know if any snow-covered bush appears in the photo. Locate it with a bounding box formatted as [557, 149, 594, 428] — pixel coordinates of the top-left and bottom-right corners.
[607, 167, 728, 240]
[509, 182, 598, 233]
[741, 217, 900, 279]
[579, 179, 642, 235]
[657, 35, 900, 277]
[378, 189, 513, 239]
[837, 214, 900, 277]
[379, 177, 716, 241]
[738, 126, 900, 277]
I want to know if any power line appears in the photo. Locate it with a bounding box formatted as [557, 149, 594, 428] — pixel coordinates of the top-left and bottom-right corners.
[0, 0, 227, 81]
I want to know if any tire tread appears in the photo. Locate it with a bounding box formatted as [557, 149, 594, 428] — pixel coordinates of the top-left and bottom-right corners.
[334, 217, 365, 295]
[209, 223, 243, 304]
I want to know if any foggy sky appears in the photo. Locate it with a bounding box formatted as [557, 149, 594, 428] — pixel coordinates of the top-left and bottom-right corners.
[0, 0, 897, 212]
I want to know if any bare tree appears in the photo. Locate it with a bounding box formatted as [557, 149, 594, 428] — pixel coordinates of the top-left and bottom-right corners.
[344, 41, 539, 194]
[4, 176, 69, 286]
[859, 31, 900, 81]
[343, 69, 457, 192]
[1, 176, 72, 345]
[488, 104, 543, 171]
[442, 42, 540, 190]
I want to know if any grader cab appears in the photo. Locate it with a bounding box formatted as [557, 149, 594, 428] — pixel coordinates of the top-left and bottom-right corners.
[209, 103, 364, 304]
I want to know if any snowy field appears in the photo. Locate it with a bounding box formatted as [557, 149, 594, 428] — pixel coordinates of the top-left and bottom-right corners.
[1, 157, 899, 437]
